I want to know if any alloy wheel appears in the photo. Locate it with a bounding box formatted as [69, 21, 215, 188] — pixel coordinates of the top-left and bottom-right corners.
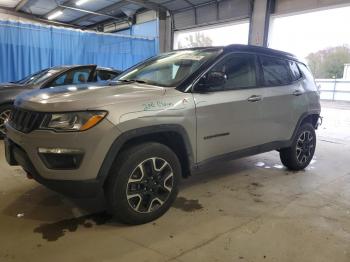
[126, 157, 174, 213]
[0, 109, 11, 135]
[296, 130, 315, 165]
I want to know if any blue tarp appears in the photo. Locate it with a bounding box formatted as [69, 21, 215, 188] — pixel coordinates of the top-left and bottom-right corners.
[0, 20, 157, 83]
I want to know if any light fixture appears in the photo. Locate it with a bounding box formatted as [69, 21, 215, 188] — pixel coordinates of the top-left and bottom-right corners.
[76, 0, 90, 6]
[48, 10, 63, 20]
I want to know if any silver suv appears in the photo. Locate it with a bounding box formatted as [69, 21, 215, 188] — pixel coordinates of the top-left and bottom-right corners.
[5, 45, 321, 224]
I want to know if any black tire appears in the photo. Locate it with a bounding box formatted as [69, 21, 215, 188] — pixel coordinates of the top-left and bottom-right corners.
[105, 142, 181, 225]
[280, 123, 316, 171]
[0, 104, 13, 139]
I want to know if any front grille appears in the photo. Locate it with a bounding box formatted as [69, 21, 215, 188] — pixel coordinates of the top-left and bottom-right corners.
[9, 108, 45, 133]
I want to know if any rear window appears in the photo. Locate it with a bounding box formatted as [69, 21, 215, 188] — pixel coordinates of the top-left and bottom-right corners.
[260, 56, 292, 86]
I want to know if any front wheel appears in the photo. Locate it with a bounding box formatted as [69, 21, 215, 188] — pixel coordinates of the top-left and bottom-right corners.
[0, 104, 13, 138]
[105, 142, 181, 225]
[280, 123, 316, 171]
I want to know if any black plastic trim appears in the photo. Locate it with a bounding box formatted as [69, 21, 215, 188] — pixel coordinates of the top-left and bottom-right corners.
[6, 139, 100, 198]
[38, 152, 84, 170]
[194, 140, 290, 172]
[96, 124, 195, 183]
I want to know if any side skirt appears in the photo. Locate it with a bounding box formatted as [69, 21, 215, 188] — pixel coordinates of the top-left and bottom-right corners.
[191, 140, 291, 174]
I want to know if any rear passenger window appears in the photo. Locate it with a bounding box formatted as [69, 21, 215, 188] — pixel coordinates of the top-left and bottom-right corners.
[260, 56, 292, 86]
[288, 61, 302, 81]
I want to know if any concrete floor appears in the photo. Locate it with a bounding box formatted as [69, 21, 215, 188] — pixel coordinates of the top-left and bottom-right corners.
[0, 101, 350, 262]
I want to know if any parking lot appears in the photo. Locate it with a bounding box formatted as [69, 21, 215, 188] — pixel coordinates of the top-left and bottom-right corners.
[0, 100, 349, 262]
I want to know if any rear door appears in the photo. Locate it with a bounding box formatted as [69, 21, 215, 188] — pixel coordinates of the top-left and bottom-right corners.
[257, 55, 307, 142]
[193, 52, 268, 163]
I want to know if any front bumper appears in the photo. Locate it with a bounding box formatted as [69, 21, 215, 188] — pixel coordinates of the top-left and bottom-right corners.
[5, 138, 100, 197]
[5, 119, 121, 198]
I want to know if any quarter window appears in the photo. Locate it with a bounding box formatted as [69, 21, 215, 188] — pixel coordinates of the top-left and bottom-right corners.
[298, 63, 315, 82]
[205, 53, 257, 91]
[288, 61, 302, 81]
[260, 56, 292, 86]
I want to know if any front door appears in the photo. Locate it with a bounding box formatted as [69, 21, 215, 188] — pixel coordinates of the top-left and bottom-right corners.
[193, 53, 266, 163]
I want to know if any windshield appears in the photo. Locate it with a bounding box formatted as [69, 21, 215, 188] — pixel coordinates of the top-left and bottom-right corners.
[16, 68, 62, 85]
[116, 49, 221, 87]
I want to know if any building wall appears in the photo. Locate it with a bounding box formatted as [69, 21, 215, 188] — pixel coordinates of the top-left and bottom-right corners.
[275, 0, 350, 15]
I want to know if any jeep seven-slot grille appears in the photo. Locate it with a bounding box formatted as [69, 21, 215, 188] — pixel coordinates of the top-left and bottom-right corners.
[9, 108, 45, 133]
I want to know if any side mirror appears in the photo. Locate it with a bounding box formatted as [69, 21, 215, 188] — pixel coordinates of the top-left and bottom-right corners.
[196, 71, 227, 91]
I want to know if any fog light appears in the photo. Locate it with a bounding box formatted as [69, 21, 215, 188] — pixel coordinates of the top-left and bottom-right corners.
[38, 148, 84, 170]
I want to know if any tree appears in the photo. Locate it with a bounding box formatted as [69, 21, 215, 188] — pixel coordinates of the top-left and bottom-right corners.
[306, 46, 350, 79]
[178, 32, 213, 49]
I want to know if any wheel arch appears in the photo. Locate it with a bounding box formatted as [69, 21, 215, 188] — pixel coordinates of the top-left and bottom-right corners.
[291, 112, 320, 143]
[0, 101, 14, 109]
[97, 125, 195, 185]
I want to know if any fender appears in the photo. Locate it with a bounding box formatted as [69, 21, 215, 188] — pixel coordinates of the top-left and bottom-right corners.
[96, 124, 195, 183]
[290, 111, 321, 143]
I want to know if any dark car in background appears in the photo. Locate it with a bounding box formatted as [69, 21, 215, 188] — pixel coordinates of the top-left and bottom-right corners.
[0, 65, 121, 136]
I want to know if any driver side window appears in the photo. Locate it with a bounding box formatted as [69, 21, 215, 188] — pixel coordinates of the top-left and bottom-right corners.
[204, 53, 257, 92]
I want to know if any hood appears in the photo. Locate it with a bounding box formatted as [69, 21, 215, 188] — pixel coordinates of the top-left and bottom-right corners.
[0, 83, 28, 90]
[15, 82, 166, 112]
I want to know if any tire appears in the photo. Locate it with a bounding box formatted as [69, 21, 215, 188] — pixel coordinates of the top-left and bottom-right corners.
[105, 142, 181, 225]
[280, 123, 316, 171]
[0, 104, 13, 139]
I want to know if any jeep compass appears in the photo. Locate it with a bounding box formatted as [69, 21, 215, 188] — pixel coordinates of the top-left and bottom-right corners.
[5, 45, 321, 224]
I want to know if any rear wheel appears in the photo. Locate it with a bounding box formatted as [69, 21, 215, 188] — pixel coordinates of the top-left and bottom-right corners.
[0, 104, 12, 138]
[105, 142, 181, 225]
[280, 123, 316, 171]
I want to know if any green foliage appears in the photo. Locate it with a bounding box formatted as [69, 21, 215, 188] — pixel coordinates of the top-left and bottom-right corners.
[306, 46, 350, 79]
[178, 33, 213, 49]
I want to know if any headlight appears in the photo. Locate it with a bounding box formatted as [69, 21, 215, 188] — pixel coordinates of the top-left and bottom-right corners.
[40, 111, 107, 132]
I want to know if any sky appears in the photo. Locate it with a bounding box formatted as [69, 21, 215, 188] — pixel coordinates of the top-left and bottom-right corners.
[269, 5, 350, 59]
[174, 5, 350, 60]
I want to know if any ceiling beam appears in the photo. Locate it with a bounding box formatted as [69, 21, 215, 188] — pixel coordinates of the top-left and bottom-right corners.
[15, 0, 29, 11]
[0, 7, 80, 28]
[59, 4, 123, 20]
[84, 17, 131, 30]
[125, 0, 168, 12]
[172, 0, 218, 13]
[69, 0, 130, 25]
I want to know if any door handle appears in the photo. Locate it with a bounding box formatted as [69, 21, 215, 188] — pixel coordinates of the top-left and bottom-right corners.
[247, 95, 262, 102]
[293, 89, 303, 96]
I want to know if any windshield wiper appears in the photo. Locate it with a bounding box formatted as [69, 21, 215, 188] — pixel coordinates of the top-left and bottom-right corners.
[117, 79, 149, 84]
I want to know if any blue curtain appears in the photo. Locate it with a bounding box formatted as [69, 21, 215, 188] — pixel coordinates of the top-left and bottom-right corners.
[118, 20, 159, 53]
[0, 20, 157, 83]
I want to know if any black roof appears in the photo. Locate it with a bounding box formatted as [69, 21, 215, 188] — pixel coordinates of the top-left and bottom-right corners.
[178, 44, 301, 62]
[224, 44, 298, 60]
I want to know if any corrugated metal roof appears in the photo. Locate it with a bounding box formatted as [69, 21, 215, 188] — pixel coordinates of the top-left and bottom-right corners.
[0, 0, 236, 29]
